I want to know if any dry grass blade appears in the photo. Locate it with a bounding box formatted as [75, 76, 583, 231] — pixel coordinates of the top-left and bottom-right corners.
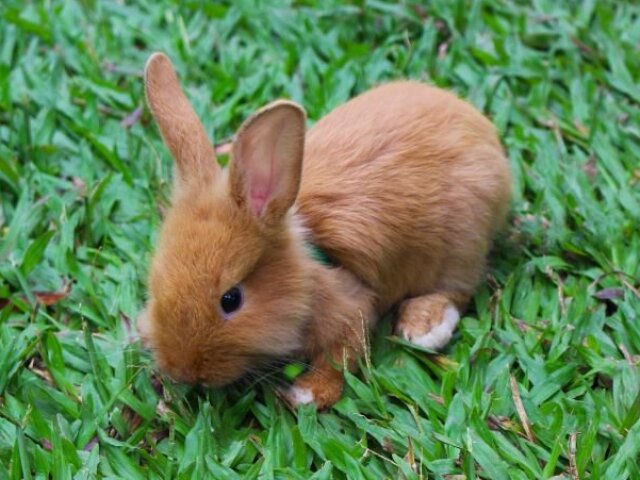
[404, 436, 416, 473]
[510, 374, 536, 443]
[568, 432, 578, 480]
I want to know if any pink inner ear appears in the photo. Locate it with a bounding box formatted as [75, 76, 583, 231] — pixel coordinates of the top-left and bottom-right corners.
[247, 141, 278, 217]
[234, 106, 303, 220]
[249, 186, 269, 217]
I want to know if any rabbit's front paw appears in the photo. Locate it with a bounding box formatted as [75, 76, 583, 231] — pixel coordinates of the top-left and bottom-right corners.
[280, 369, 344, 410]
[396, 293, 463, 350]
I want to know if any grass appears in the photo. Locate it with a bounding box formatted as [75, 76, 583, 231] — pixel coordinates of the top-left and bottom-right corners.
[1, 0, 639, 478]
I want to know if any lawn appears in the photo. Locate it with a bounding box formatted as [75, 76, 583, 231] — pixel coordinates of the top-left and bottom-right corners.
[1, 0, 639, 478]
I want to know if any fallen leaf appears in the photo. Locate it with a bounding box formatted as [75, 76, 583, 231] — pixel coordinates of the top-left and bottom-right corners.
[83, 436, 99, 452]
[33, 290, 70, 306]
[593, 288, 624, 301]
[121, 106, 142, 128]
[0, 280, 71, 309]
[33, 280, 72, 305]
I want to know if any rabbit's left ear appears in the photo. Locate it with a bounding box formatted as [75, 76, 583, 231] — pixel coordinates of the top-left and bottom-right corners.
[229, 100, 306, 227]
[145, 52, 219, 187]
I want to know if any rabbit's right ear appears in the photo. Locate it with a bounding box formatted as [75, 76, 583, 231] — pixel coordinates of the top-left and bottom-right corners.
[229, 101, 306, 228]
[144, 53, 219, 186]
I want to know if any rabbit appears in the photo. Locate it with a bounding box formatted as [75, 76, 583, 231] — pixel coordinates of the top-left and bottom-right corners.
[137, 52, 512, 409]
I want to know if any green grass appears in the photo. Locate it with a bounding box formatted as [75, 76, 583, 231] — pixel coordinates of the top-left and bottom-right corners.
[1, 0, 639, 478]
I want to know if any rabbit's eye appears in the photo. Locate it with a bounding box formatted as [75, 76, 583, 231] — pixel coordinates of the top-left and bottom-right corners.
[220, 285, 243, 317]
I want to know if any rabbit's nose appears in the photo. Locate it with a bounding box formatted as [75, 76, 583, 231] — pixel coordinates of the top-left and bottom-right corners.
[164, 355, 207, 384]
[164, 365, 200, 385]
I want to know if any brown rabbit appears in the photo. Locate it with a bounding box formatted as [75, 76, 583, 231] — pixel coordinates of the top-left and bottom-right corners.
[138, 52, 511, 409]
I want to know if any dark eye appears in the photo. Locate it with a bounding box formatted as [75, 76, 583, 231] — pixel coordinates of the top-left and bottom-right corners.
[220, 285, 243, 316]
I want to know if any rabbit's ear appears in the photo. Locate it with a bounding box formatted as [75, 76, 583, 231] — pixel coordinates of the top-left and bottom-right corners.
[229, 101, 306, 226]
[144, 52, 219, 186]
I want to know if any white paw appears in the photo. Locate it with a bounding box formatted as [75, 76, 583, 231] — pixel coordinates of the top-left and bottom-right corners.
[408, 306, 460, 350]
[286, 386, 315, 406]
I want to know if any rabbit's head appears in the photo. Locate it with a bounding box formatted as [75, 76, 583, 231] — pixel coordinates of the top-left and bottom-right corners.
[138, 53, 312, 386]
